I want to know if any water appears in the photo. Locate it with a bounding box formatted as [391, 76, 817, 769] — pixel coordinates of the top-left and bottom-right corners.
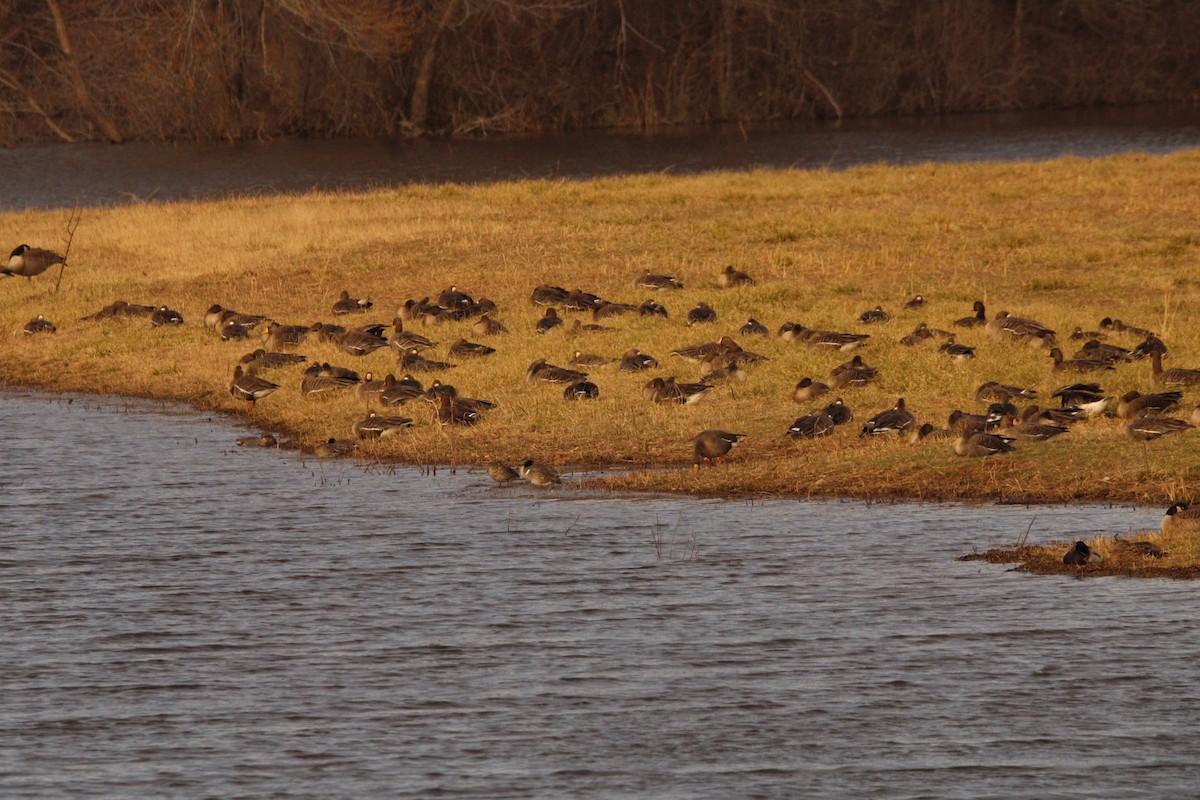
[3, 105, 1199, 210]
[2, 391, 1196, 799]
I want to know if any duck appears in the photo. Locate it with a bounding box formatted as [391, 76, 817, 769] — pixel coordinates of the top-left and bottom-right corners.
[692, 430, 745, 470]
[1048, 347, 1113, 373]
[859, 397, 916, 437]
[379, 373, 425, 406]
[1117, 390, 1183, 420]
[1149, 350, 1200, 387]
[488, 463, 520, 484]
[1126, 414, 1195, 441]
[717, 265, 754, 288]
[2, 244, 64, 279]
[686, 302, 717, 325]
[449, 338, 496, 358]
[739, 318, 769, 336]
[519, 459, 561, 487]
[563, 380, 601, 400]
[314, 438, 356, 458]
[229, 365, 280, 411]
[351, 411, 413, 439]
[785, 414, 835, 439]
[904, 294, 925, 310]
[527, 359, 588, 384]
[619, 348, 658, 372]
[823, 398, 853, 426]
[235, 434, 278, 447]
[1062, 541, 1103, 565]
[22, 314, 56, 334]
[792, 377, 831, 403]
[953, 300, 987, 328]
[331, 290, 372, 314]
[536, 307, 563, 334]
[858, 305, 890, 324]
[635, 271, 684, 290]
[472, 314, 509, 336]
[953, 430, 1016, 457]
[388, 317, 436, 352]
[1161, 502, 1200, 534]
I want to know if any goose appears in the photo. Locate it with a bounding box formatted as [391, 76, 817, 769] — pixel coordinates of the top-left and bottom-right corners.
[904, 294, 925, 310]
[987, 310, 1055, 343]
[1161, 502, 1200, 534]
[2, 244, 64, 279]
[400, 348, 456, 372]
[300, 372, 358, 397]
[379, 374, 425, 406]
[859, 397, 916, 437]
[262, 322, 308, 350]
[823, 398, 854, 426]
[229, 365, 280, 411]
[337, 329, 388, 357]
[909, 422, 953, 443]
[1063, 541, 1103, 565]
[1129, 335, 1168, 361]
[1069, 326, 1106, 341]
[976, 381, 1037, 402]
[569, 351, 616, 369]
[351, 411, 413, 439]
[239, 349, 307, 372]
[638, 299, 669, 317]
[948, 409, 991, 436]
[437, 285, 473, 309]
[448, 338, 496, 358]
[519, 459, 561, 486]
[309, 321, 346, 343]
[693, 430, 745, 469]
[22, 314, 56, 334]
[563, 380, 601, 400]
[686, 302, 717, 325]
[150, 306, 184, 326]
[422, 382, 495, 414]
[953, 300, 987, 328]
[536, 307, 563, 334]
[1072, 339, 1130, 364]
[1050, 382, 1106, 408]
[530, 284, 570, 306]
[898, 323, 935, 346]
[953, 430, 1016, 457]
[635, 271, 684, 290]
[858, 305, 890, 324]
[593, 300, 641, 319]
[221, 320, 251, 340]
[434, 394, 480, 426]
[356, 372, 387, 403]
[1149, 350, 1200, 387]
[563, 288, 603, 311]
[235, 434, 278, 447]
[827, 355, 877, 388]
[1049, 347, 1113, 373]
[527, 359, 588, 384]
[717, 265, 754, 288]
[619, 349, 658, 372]
[805, 328, 870, 352]
[740, 318, 769, 336]
[785, 413, 835, 439]
[1020, 404, 1084, 427]
[488, 463, 520, 484]
[792, 377, 831, 403]
[644, 377, 712, 404]
[938, 337, 975, 360]
[1126, 414, 1194, 441]
[389, 317, 436, 352]
[1099, 317, 1154, 337]
[331, 290, 372, 314]
[998, 414, 1068, 442]
[1117, 390, 1183, 420]
[472, 314, 509, 336]
[314, 438, 355, 458]
[699, 362, 748, 384]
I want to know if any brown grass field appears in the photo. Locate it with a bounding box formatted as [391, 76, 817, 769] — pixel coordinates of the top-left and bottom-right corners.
[3, 150, 1200, 510]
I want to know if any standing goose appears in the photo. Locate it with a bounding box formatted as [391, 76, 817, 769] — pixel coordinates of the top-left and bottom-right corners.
[1149, 350, 1200, 387]
[3, 244, 64, 279]
[692, 430, 745, 470]
[229, 365, 280, 412]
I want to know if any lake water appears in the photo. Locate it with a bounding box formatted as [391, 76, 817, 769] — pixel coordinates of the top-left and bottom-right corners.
[2, 391, 1196, 799]
[2, 105, 1199, 210]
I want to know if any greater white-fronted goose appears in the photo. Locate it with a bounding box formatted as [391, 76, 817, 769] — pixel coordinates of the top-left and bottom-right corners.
[1149, 350, 1200, 386]
[859, 397, 916, 437]
[792, 377, 830, 403]
[230, 365, 280, 412]
[1127, 414, 1194, 441]
[953, 430, 1016, 457]
[786, 414, 835, 439]
[352, 411, 413, 439]
[22, 314, 56, 334]
[717, 265, 754, 288]
[636, 271, 684, 290]
[693, 430, 744, 469]
[686, 302, 717, 325]
[1117, 390, 1183, 420]
[953, 300, 987, 328]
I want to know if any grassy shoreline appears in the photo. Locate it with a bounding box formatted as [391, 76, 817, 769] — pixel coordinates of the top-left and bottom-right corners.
[3, 151, 1200, 505]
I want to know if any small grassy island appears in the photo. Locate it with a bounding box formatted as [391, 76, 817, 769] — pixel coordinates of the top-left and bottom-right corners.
[3, 151, 1200, 520]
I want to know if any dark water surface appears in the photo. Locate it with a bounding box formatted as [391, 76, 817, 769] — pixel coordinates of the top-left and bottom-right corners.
[3, 105, 1199, 210]
[2, 391, 1196, 799]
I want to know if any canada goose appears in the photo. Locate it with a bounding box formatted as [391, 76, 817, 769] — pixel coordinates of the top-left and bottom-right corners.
[1049, 347, 1113, 373]
[953, 431, 1016, 457]
[717, 265, 754, 288]
[536, 307, 563, 334]
[2, 244, 64, 279]
[953, 300, 987, 328]
[858, 306, 890, 324]
[527, 359, 588, 384]
[488, 463, 520, 484]
[823, 398, 853, 426]
[351, 411, 413, 439]
[332, 290, 372, 314]
[520, 459, 561, 486]
[22, 314, 56, 334]
[1126, 414, 1195, 441]
[1149, 350, 1200, 387]
[793, 377, 831, 403]
[235, 434, 278, 447]
[314, 438, 355, 458]
[449, 338, 496, 358]
[1117, 390, 1183, 420]
[530, 284, 569, 306]
[472, 314, 508, 336]
[786, 413, 835, 439]
[1063, 541, 1102, 565]
[636, 271, 684, 290]
[1161, 502, 1200, 534]
[740, 318, 769, 336]
[686, 302, 717, 325]
[229, 365, 280, 411]
[693, 430, 745, 470]
[563, 380, 601, 400]
[639, 299, 669, 317]
[860, 398, 916, 437]
[904, 294, 925, 310]
[619, 349, 658, 372]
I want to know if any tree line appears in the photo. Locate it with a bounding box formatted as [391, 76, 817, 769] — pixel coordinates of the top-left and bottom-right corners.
[1, 0, 1198, 145]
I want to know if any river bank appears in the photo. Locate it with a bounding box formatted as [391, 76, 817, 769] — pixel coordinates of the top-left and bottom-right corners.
[3, 151, 1200, 504]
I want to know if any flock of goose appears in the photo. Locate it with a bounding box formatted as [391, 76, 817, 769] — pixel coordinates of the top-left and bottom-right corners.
[11, 241, 1200, 526]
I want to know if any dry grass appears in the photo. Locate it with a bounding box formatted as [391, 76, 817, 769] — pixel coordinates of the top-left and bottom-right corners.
[3, 151, 1200, 504]
[960, 523, 1200, 579]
